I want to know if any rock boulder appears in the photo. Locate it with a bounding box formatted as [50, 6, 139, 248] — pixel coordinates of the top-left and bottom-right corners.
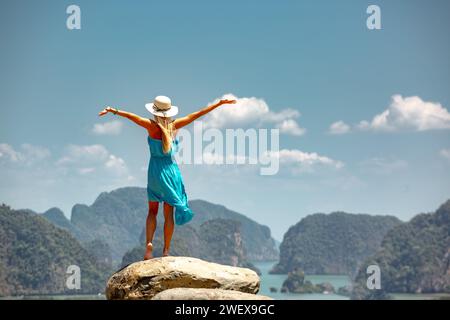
[106, 256, 260, 299]
[152, 288, 272, 300]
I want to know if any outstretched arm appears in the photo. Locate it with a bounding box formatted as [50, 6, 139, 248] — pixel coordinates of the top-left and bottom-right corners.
[98, 106, 153, 129]
[173, 99, 236, 129]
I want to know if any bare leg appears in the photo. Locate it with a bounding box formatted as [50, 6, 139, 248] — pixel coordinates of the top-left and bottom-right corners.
[163, 202, 175, 256]
[144, 201, 159, 260]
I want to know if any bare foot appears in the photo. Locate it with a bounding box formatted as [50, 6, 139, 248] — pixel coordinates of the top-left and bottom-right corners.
[143, 242, 153, 260]
[162, 249, 170, 257]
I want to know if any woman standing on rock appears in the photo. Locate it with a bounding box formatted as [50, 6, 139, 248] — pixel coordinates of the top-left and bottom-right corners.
[98, 96, 236, 259]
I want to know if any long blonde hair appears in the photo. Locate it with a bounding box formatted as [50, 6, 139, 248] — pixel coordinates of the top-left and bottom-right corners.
[154, 115, 175, 154]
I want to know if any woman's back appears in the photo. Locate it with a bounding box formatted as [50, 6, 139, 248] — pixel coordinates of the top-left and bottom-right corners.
[147, 135, 178, 158]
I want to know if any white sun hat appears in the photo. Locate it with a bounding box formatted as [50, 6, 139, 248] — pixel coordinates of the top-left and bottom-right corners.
[145, 95, 179, 118]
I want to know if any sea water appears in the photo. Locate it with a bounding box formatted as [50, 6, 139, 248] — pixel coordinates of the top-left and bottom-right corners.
[253, 261, 351, 300]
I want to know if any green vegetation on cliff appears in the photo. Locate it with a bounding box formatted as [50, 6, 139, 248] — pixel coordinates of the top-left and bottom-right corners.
[0, 204, 110, 296]
[352, 200, 450, 299]
[188, 200, 278, 261]
[45, 187, 278, 264]
[271, 212, 401, 276]
[281, 268, 335, 294]
[122, 218, 261, 274]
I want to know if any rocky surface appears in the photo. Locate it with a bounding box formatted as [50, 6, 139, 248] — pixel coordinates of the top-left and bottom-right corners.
[281, 268, 335, 294]
[106, 256, 260, 300]
[152, 288, 272, 300]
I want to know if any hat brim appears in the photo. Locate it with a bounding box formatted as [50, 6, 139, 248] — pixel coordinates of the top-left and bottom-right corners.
[145, 103, 179, 118]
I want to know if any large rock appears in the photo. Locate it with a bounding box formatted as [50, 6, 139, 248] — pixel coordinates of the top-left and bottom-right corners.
[152, 288, 272, 300]
[106, 256, 260, 300]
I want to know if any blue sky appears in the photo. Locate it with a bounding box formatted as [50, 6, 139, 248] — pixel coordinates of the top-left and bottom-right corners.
[1, 0, 450, 240]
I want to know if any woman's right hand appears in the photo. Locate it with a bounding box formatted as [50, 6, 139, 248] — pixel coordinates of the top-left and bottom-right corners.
[98, 106, 115, 116]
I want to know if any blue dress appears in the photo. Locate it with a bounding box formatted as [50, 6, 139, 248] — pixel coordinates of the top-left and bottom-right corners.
[146, 135, 194, 225]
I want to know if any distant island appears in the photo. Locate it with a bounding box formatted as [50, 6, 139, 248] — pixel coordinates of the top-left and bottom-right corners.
[271, 200, 450, 299]
[352, 200, 450, 299]
[42, 187, 279, 265]
[0, 204, 108, 296]
[0, 187, 278, 296]
[271, 212, 401, 277]
[122, 217, 261, 274]
[1, 187, 448, 299]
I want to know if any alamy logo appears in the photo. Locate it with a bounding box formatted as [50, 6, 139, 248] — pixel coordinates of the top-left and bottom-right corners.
[366, 265, 381, 290]
[366, 5, 381, 30]
[174, 122, 280, 176]
[66, 5, 81, 30]
[66, 265, 81, 290]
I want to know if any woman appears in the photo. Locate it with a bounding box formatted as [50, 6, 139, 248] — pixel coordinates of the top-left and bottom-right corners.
[98, 96, 236, 259]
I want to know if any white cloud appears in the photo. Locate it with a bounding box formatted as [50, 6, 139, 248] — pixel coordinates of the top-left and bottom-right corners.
[0, 143, 138, 214]
[275, 149, 344, 168]
[203, 93, 306, 136]
[357, 95, 450, 132]
[105, 154, 129, 176]
[440, 149, 450, 161]
[0, 143, 22, 162]
[20, 144, 51, 161]
[263, 108, 301, 123]
[329, 95, 450, 134]
[189, 148, 342, 176]
[329, 121, 351, 135]
[0, 143, 50, 165]
[203, 94, 269, 128]
[200, 151, 252, 165]
[56, 144, 134, 180]
[56, 144, 110, 166]
[276, 119, 306, 136]
[263, 149, 344, 175]
[92, 120, 123, 135]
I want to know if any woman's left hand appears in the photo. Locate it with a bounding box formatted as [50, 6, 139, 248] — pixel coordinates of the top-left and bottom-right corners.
[218, 99, 237, 106]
